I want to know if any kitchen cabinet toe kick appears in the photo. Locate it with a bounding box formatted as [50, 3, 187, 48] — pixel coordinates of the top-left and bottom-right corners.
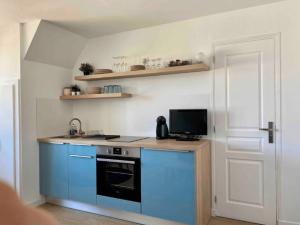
[46, 197, 185, 225]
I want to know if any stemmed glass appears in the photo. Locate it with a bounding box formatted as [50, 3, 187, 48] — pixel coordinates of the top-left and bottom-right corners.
[112, 56, 118, 72]
[120, 56, 126, 72]
[121, 56, 130, 72]
[195, 52, 205, 64]
[114, 56, 164, 71]
[151, 58, 156, 69]
[143, 57, 150, 69]
[156, 58, 162, 69]
[112, 56, 122, 72]
[113, 56, 129, 72]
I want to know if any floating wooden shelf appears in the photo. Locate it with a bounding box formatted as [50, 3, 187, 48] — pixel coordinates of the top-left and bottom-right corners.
[60, 93, 132, 100]
[75, 63, 209, 81]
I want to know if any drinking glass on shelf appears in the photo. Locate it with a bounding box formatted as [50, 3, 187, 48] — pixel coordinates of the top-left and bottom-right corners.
[113, 85, 122, 93]
[142, 57, 150, 69]
[194, 52, 205, 64]
[113, 56, 122, 72]
[112, 56, 118, 72]
[126, 56, 132, 71]
[103, 86, 109, 93]
[156, 58, 162, 69]
[150, 58, 156, 69]
[108, 85, 114, 93]
[113, 56, 127, 72]
[119, 56, 124, 72]
[122, 56, 128, 72]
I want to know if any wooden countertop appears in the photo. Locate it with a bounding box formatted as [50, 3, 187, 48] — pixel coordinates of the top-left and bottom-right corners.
[37, 136, 210, 152]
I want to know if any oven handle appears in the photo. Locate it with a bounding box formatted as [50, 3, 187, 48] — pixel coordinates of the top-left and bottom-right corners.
[97, 158, 135, 165]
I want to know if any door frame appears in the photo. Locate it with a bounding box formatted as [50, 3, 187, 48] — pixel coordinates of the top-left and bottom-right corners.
[211, 33, 282, 223]
[0, 78, 21, 195]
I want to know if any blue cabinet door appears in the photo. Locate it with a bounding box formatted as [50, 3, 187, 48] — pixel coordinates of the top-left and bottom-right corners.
[141, 149, 196, 225]
[39, 143, 69, 199]
[68, 145, 97, 204]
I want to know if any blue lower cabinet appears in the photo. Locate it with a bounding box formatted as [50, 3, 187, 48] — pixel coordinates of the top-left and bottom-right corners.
[141, 148, 196, 225]
[39, 143, 69, 199]
[68, 145, 97, 204]
[97, 196, 141, 214]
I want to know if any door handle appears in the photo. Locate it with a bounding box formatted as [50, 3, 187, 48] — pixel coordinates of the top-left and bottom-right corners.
[259, 122, 275, 144]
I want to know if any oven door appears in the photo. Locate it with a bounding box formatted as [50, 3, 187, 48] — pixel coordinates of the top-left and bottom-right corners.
[97, 155, 141, 202]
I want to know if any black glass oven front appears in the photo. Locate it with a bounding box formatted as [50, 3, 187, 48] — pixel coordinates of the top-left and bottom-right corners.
[97, 155, 141, 202]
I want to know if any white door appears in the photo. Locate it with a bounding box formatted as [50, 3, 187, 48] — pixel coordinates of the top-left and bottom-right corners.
[0, 81, 18, 188]
[214, 36, 279, 225]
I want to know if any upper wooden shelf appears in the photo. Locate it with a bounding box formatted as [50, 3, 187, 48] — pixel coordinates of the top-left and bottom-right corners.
[75, 63, 209, 81]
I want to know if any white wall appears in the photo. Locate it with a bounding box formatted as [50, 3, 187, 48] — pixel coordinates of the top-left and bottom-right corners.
[20, 22, 74, 204]
[0, 24, 21, 194]
[20, 61, 73, 204]
[72, 0, 300, 224]
[72, 22, 213, 137]
[72, 74, 211, 137]
[0, 82, 17, 187]
[0, 24, 20, 79]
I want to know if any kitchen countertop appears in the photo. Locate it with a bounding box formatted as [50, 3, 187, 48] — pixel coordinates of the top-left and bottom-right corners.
[37, 136, 210, 152]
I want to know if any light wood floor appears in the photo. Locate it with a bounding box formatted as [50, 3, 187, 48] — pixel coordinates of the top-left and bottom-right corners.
[40, 204, 257, 225]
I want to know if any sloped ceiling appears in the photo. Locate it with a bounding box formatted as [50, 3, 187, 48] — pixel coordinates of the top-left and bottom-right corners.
[0, 0, 286, 38]
[24, 20, 87, 68]
[21, 19, 41, 57]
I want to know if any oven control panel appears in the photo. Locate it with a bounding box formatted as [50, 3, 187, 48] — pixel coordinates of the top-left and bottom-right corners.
[97, 146, 140, 158]
[113, 147, 122, 155]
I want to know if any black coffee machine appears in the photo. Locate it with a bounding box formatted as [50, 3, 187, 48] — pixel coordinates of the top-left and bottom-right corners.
[156, 116, 169, 139]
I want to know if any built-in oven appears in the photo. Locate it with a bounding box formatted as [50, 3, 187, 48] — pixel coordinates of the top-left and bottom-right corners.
[96, 146, 141, 202]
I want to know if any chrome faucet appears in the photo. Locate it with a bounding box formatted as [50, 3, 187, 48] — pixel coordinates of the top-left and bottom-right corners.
[69, 118, 84, 136]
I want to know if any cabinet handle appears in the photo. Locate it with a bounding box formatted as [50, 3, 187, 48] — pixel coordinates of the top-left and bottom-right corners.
[48, 142, 65, 145]
[71, 143, 93, 146]
[155, 149, 193, 153]
[69, 154, 94, 159]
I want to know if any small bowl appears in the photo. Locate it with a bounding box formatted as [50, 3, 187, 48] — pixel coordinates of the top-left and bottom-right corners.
[94, 69, 113, 74]
[86, 87, 101, 94]
[130, 65, 146, 71]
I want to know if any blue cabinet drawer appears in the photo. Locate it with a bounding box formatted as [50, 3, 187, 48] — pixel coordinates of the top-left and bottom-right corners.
[141, 148, 196, 225]
[68, 145, 96, 156]
[97, 196, 141, 214]
[68, 145, 97, 204]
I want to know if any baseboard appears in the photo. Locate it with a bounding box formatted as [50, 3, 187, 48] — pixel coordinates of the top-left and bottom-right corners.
[211, 208, 218, 217]
[26, 198, 46, 207]
[278, 220, 300, 225]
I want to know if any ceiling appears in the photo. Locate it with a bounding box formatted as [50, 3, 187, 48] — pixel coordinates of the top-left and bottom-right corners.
[0, 0, 285, 38]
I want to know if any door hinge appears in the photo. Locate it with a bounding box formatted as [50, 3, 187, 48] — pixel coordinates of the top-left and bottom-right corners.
[214, 196, 217, 204]
[213, 126, 216, 133]
[212, 55, 216, 64]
